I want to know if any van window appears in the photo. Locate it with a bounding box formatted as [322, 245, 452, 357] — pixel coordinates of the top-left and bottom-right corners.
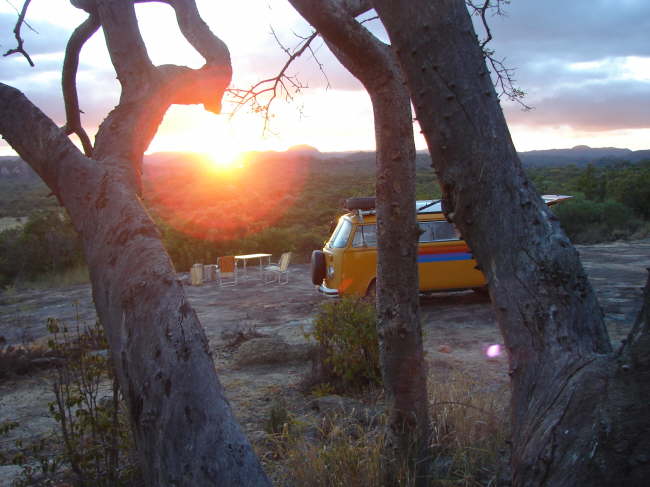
[419, 221, 460, 242]
[352, 224, 377, 248]
[330, 219, 353, 248]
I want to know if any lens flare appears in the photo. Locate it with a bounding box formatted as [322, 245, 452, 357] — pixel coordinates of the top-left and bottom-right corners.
[486, 344, 501, 358]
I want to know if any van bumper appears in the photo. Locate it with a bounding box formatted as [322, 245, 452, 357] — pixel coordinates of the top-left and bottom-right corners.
[318, 283, 339, 296]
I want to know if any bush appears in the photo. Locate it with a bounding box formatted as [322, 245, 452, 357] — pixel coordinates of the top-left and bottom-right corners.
[306, 298, 380, 393]
[554, 197, 640, 243]
[4, 319, 140, 486]
[0, 209, 84, 286]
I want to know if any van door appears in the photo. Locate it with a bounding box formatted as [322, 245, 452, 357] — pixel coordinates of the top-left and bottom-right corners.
[341, 222, 377, 296]
[417, 218, 486, 291]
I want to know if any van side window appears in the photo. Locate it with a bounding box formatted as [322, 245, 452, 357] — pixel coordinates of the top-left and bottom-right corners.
[352, 224, 377, 248]
[419, 221, 460, 242]
[330, 219, 353, 248]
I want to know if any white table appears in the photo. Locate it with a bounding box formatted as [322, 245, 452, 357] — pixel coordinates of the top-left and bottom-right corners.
[235, 253, 272, 279]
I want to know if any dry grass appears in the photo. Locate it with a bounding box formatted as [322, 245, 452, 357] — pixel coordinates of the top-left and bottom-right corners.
[428, 369, 510, 486]
[263, 368, 509, 486]
[267, 413, 388, 487]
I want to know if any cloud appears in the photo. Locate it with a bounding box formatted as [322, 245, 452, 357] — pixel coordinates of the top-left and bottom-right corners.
[504, 79, 650, 131]
[485, 0, 650, 64]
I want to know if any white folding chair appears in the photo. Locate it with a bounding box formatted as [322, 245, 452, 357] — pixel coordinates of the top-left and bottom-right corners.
[264, 252, 291, 284]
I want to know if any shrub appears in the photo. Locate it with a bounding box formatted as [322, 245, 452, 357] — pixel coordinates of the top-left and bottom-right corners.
[6, 319, 140, 486]
[554, 197, 640, 243]
[0, 210, 84, 286]
[306, 298, 380, 393]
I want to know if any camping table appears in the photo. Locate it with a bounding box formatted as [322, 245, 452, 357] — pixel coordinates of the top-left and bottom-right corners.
[235, 253, 272, 279]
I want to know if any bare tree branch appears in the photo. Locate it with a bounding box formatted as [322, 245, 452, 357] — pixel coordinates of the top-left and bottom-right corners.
[466, 0, 530, 109]
[2, 0, 34, 66]
[62, 12, 100, 157]
[226, 29, 319, 134]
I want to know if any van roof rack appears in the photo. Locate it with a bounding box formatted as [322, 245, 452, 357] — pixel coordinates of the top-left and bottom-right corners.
[344, 197, 444, 215]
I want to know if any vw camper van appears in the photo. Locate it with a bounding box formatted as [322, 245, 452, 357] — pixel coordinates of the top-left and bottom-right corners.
[310, 195, 570, 297]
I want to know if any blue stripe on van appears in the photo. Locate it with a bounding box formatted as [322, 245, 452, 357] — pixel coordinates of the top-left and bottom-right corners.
[417, 252, 473, 263]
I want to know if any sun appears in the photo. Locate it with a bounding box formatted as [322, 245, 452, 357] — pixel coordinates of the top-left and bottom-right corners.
[147, 106, 249, 169]
[205, 140, 243, 169]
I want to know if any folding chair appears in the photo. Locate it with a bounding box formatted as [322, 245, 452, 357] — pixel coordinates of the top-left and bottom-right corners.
[217, 255, 238, 287]
[264, 252, 291, 284]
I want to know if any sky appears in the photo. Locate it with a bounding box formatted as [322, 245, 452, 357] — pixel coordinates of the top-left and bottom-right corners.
[1, 0, 649, 162]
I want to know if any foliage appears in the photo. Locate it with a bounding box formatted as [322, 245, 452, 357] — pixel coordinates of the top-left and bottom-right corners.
[553, 197, 640, 243]
[528, 160, 650, 242]
[2, 154, 650, 283]
[0, 209, 84, 287]
[306, 298, 381, 393]
[4, 319, 140, 486]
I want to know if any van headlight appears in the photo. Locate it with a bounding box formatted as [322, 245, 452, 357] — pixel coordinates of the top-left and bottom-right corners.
[327, 265, 334, 278]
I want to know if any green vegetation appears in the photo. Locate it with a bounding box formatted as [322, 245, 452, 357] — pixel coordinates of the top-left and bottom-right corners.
[1, 154, 649, 286]
[306, 298, 381, 393]
[529, 160, 650, 242]
[1, 320, 139, 486]
[0, 209, 85, 287]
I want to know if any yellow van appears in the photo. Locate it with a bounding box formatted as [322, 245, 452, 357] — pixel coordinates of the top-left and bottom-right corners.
[310, 195, 570, 297]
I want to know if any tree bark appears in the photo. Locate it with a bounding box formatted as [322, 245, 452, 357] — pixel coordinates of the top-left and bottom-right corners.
[287, 0, 430, 481]
[1, 0, 269, 484]
[371, 0, 650, 485]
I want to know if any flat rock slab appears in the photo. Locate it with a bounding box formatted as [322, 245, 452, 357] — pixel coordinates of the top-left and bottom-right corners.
[1, 240, 649, 486]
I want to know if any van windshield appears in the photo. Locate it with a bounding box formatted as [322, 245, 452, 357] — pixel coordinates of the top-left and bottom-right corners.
[329, 219, 352, 248]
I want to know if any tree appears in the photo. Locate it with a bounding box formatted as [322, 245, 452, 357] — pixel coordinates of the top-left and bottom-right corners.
[286, 0, 430, 481]
[1, 0, 269, 485]
[370, 0, 650, 485]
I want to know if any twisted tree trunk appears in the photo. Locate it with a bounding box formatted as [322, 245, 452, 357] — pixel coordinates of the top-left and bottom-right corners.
[288, 1, 430, 481]
[371, 0, 650, 484]
[1, 0, 270, 484]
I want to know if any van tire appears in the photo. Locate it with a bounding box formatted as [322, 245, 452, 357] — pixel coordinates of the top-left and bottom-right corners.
[345, 197, 376, 211]
[311, 250, 326, 285]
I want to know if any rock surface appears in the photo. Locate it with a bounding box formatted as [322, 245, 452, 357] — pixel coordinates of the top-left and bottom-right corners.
[1, 239, 649, 484]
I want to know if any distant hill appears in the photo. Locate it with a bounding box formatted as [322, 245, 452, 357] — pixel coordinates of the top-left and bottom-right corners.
[0, 156, 39, 181]
[4, 145, 650, 185]
[518, 146, 650, 167]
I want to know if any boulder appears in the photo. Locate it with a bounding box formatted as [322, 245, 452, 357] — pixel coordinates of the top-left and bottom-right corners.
[233, 337, 313, 367]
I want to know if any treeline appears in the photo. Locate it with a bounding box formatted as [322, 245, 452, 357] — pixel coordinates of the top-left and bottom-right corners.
[529, 160, 650, 243]
[1, 156, 648, 286]
[0, 210, 84, 286]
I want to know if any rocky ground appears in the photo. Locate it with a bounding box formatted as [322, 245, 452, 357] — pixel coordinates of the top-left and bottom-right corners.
[1, 239, 649, 484]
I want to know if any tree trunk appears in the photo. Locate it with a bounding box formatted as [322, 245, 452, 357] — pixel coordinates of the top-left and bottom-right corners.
[287, 0, 430, 480]
[371, 0, 650, 485]
[1, 0, 270, 484]
[0, 83, 270, 486]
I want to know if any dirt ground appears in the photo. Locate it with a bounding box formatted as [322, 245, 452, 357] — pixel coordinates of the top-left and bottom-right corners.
[1, 239, 649, 484]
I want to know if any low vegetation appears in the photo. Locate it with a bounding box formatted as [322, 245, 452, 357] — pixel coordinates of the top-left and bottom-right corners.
[1, 320, 139, 486]
[2, 153, 649, 288]
[2, 300, 508, 486]
[305, 298, 381, 394]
